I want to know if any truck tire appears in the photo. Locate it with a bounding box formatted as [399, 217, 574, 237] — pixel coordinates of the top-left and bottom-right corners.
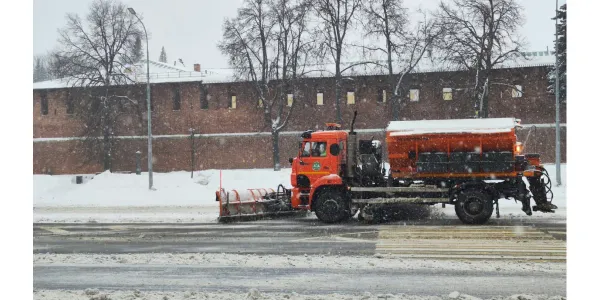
[454, 189, 494, 224]
[314, 189, 350, 223]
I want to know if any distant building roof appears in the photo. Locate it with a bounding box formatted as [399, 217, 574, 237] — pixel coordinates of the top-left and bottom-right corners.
[33, 59, 235, 90]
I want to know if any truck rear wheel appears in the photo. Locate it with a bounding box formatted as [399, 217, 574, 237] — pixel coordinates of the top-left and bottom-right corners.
[455, 189, 494, 224]
[314, 189, 350, 223]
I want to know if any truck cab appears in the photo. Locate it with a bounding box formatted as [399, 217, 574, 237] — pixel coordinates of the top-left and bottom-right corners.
[290, 124, 347, 209]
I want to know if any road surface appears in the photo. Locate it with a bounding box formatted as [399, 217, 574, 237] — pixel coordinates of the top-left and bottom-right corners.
[33, 217, 567, 299]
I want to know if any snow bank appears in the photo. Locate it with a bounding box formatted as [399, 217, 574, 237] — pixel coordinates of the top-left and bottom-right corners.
[34, 168, 292, 207]
[33, 165, 565, 223]
[33, 168, 292, 223]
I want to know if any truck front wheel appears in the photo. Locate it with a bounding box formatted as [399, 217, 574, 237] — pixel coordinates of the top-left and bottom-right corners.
[314, 189, 350, 223]
[455, 189, 494, 224]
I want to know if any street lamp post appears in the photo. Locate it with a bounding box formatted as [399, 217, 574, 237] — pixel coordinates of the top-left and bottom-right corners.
[128, 7, 153, 189]
[554, 0, 562, 186]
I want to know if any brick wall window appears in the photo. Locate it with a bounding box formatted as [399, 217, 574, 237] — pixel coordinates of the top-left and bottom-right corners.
[287, 93, 294, 107]
[200, 85, 208, 109]
[409, 89, 420, 102]
[512, 85, 523, 98]
[347, 90, 355, 105]
[442, 88, 453, 101]
[172, 84, 181, 111]
[378, 89, 387, 103]
[230, 94, 237, 109]
[316, 90, 324, 105]
[40, 91, 48, 115]
[66, 92, 74, 115]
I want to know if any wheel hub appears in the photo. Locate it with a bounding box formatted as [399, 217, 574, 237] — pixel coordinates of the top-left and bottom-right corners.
[465, 198, 483, 215]
[322, 199, 340, 216]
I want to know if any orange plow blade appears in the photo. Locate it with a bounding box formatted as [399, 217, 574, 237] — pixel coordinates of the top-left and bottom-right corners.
[215, 185, 305, 222]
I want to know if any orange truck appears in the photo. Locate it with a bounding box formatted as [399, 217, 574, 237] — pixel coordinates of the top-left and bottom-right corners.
[217, 112, 557, 224]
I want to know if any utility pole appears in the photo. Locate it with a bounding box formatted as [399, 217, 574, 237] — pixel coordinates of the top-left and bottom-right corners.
[554, 0, 562, 186]
[128, 7, 154, 189]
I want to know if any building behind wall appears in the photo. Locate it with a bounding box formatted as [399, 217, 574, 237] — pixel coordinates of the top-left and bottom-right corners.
[33, 55, 566, 174]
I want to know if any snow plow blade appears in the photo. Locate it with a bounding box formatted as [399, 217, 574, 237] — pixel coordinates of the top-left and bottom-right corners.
[216, 185, 304, 222]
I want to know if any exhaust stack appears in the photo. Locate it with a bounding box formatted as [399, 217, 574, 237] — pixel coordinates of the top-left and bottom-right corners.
[346, 111, 358, 179]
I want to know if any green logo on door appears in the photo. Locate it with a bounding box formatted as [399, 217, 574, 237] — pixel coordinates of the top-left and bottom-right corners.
[312, 161, 321, 171]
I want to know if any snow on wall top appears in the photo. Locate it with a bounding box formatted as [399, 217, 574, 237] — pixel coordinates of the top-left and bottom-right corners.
[33, 52, 554, 90]
[387, 118, 519, 136]
[33, 59, 235, 90]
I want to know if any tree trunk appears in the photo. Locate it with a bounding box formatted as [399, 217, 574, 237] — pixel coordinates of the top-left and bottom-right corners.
[392, 91, 402, 121]
[475, 72, 490, 118]
[480, 93, 489, 118]
[103, 130, 111, 171]
[480, 76, 490, 118]
[335, 66, 342, 125]
[102, 88, 111, 172]
[391, 83, 401, 121]
[272, 130, 281, 171]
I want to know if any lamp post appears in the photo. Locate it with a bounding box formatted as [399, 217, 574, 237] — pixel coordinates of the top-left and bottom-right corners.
[128, 7, 153, 189]
[554, 0, 562, 186]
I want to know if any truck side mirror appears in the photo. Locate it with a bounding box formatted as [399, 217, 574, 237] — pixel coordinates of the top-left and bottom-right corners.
[289, 157, 294, 163]
[330, 144, 340, 156]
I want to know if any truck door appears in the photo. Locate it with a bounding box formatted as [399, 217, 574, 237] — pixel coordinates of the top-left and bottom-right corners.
[298, 140, 335, 184]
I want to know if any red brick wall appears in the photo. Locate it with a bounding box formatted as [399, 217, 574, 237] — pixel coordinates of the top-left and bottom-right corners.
[32, 66, 567, 174]
[33, 128, 565, 175]
[33, 66, 567, 137]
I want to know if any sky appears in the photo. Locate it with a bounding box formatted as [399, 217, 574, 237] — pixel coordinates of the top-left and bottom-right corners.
[33, 0, 566, 70]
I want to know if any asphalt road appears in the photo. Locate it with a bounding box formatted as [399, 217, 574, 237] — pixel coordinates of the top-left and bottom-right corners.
[34, 217, 566, 256]
[33, 217, 567, 297]
[33, 265, 566, 297]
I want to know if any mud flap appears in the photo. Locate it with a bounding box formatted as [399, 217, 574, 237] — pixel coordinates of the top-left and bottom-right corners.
[517, 174, 532, 216]
[528, 167, 558, 213]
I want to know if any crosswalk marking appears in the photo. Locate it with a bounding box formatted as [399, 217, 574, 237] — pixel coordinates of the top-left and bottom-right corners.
[375, 225, 566, 261]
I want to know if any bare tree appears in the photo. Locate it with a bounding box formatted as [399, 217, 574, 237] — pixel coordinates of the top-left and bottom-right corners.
[313, 0, 364, 124]
[50, 0, 144, 171]
[362, 1, 440, 120]
[219, 0, 312, 170]
[434, 0, 525, 118]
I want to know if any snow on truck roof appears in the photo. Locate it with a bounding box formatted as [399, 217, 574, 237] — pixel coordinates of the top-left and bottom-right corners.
[386, 118, 519, 136]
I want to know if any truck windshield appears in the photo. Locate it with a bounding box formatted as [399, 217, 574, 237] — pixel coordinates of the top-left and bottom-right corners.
[300, 141, 327, 157]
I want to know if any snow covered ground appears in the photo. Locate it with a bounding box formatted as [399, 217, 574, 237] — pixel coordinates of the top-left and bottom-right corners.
[33, 252, 566, 273]
[33, 252, 566, 300]
[33, 289, 566, 300]
[33, 165, 566, 223]
[34, 168, 290, 207]
[33, 169, 290, 223]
